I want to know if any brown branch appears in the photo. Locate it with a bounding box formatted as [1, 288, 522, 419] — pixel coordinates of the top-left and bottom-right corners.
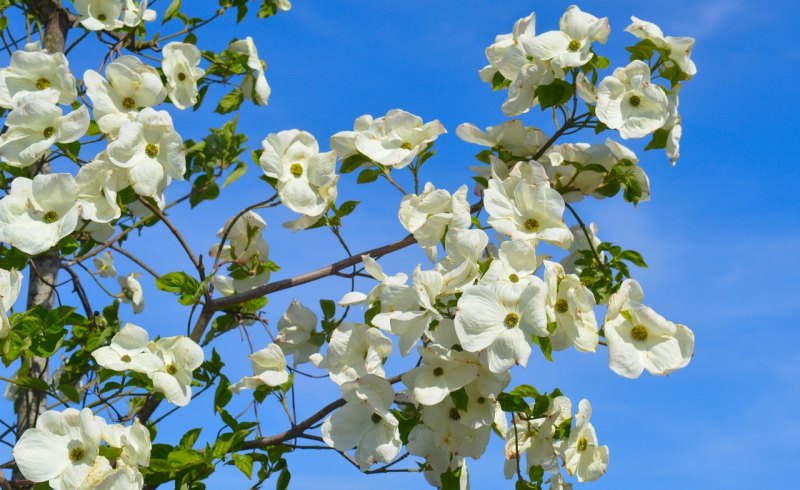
[60, 264, 94, 319]
[136, 197, 205, 281]
[109, 245, 160, 279]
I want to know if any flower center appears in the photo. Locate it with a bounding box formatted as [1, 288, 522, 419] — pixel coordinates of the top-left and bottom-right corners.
[97, 13, 107, 21]
[145, 143, 160, 158]
[177, 72, 187, 81]
[508, 273, 519, 283]
[289, 163, 304, 177]
[629, 95, 642, 107]
[448, 408, 461, 421]
[166, 363, 177, 375]
[432, 367, 444, 377]
[631, 324, 648, 341]
[476, 396, 486, 404]
[122, 96, 136, 110]
[371, 413, 381, 424]
[120, 354, 132, 363]
[555, 299, 569, 313]
[35, 77, 50, 90]
[69, 446, 85, 462]
[577, 437, 588, 452]
[43, 126, 55, 139]
[400, 142, 413, 150]
[524, 218, 540, 232]
[42, 210, 59, 223]
[504, 312, 520, 329]
[567, 40, 581, 52]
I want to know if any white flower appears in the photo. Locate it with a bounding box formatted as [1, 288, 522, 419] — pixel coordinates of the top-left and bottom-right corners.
[437, 228, 489, 294]
[401, 345, 480, 406]
[230, 343, 290, 392]
[419, 399, 492, 460]
[310, 322, 392, 385]
[210, 211, 271, 295]
[663, 91, 682, 165]
[0, 90, 89, 167]
[118, 272, 144, 314]
[92, 323, 164, 374]
[479, 239, 539, 288]
[0, 42, 77, 108]
[0, 268, 22, 338]
[543, 261, 598, 352]
[527, 5, 609, 69]
[321, 375, 401, 470]
[455, 280, 548, 373]
[101, 419, 151, 468]
[330, 115, 375, 160]
[107, 107, 186, 200]
[480, 12, 537, 85]
[503, 396, 572, 478]
[338, 255, 411, 310]
[0, 173, 80, 255]
[229, 37, 270, 105]
[604, 279, 694, 378]
[13, 407, 105, 488]
[353, 109, 446, 169]
[76, 156, 122, 223]
[596, 60, 669, 139]
[502, 60, 559, 116]
[84, 55, 166, 135]
[484, 179, 572, 248]
[559, 399, 609, 482]
[457, 120, 549, 159]
[74, 0, 125, 31]
[275, 300, 320, 366]
[80, 459, 144, 489]
[399, 183, 471, 262]
[162, 42, 204, 110]
[388, 267, 444, 356]
[625, 17, 697, 79]
[122, 0, 156, 27]
[276, 0, 291, 10]
[259, 129, 337, 217]
[149, 336, 204, 406]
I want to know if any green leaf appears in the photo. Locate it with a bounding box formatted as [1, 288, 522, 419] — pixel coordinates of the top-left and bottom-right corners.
[497, 392, 529, 413]
[319, 299, 335, 319]
[58, 384, 80, 403]
[450, 387, 469, 412]
[167, 449, 204, 469]
[491, 71, 511, 91]
[509, 384, 540, 399]
[276, 467, 291, 490]
[594, 55, 610, 69]
[357, 168, 380, 184]
[336, 200, 359, 218]
[221, 161, 248, 188]
[232, 453, 254, 478]
[645, 128, 670, 151]
[99, 446, 123, 460]
[215, 88, 244, 114]
[532, 336, 552, 362]
[535, 80, 574, 109]
[618, 250, 647, 268]
[340, 154, 371, 173]
[179, 428, 202, 449]
[162, 0, 182, 23]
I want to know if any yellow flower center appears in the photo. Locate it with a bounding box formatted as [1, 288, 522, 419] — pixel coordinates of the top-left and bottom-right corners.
[145, 143, 159, 158]
[166, 363, 177, 375]
[629, 95, 642, 107]
[120, 354, 132, 363]
[97, 13, 107, 21]
[476, 396, 486, 404]
[631, 324, 648, 341]
[524, 218, 540, 232]
[43, 126, 55, 139]
[177, 72, 187, 81]
[69, 446, 85, 462]
[35, 77, 51, 90]
[432, 367, 444, 377]
[122, 96, 136, 110]
[577, 437, 588, 452]
[42, 210, 59, 223]
[289, 163, 304, 177]
[504, 312, 520, 329]
[555, 299, 569, 313]
[371, 413, 381, 424]
[508, 273, 520, 283]
[400, 142, 413, 150]
[567, 40, 581, 52]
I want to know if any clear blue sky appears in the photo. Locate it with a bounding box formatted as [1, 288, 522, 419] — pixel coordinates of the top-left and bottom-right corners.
[4, 0, 800, 488]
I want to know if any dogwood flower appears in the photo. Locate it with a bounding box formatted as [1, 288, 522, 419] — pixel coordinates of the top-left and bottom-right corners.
[260, 129, 337, 216]
[0, 268, 22, 338]
[402, 345, 480, 405]
[338, 255, 412, 312]
[0, 90, 89, 167]
[503, 396, 572, 478]
[118, 272, 144, 314]
[321, 375, 402, 470]
[480, 12, 538, 87]
[101, 419, 151, 468]
[210, 211, 272, 295]
[330, 115, 374, 161]
[388, 267, 444, 356]
[13, 407, 104, 489]
[604, 279, 694, 378]
[455, 280, 548, 373]
[122, 0, 156, 27]
[353, 109, 446, 169]
[437, 228, 489, 294]
[0, 42, 77, 108]
[480, 239, 539, 288]
[399, 183, 471, 261]
[543, 261, 598, 352]
[84, 55, 166, 134]
[484, 179, 573, 248]
[0, 173, 80, 255]
[275, 300, 321, 366]
[93, 251, 117, 278]
[559, 399, 608, 482]
[76, 157, 122, 223]
[310, 322, 392, 385]
[596, 60, 669, 139]
[502, 59, 560, 116]
[162, 42, 204, 109]
[74, 0, 126, 31]
[527, 5, 609, 69]
[229, 37, 270, 105]
[92, 323, 164, 374]
[457, 120, 549, 159]
[663, 91, 682, 165]
[149, 336, 204, 406]
[230, 343, 290, 392]
[625, 17, 697, 79]
[419, 398, 492, 460]
[107, 107, 186, 200]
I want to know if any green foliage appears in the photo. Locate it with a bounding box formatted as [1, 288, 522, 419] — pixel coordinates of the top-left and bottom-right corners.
[575, 241, 648, 303]
[535, 80, 574, 109]
[156, 272, 206, 306]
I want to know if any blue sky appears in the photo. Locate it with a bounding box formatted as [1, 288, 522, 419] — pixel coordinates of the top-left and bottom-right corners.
[4, 0, 800, 488]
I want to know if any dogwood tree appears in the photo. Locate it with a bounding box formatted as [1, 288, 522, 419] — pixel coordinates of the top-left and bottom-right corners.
[0, 1, 696, 489]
